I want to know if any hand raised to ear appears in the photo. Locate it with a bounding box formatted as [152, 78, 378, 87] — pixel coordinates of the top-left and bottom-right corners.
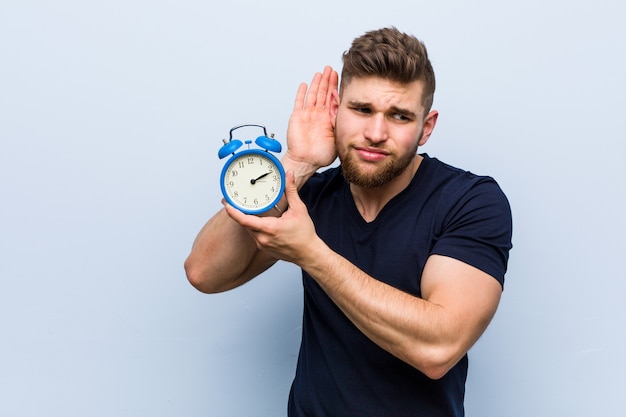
[285, 66, 339, 174]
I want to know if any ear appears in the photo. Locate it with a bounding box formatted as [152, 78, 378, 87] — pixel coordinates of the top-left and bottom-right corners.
[329, 90, 340, 129]
[418, 110, 439, 146]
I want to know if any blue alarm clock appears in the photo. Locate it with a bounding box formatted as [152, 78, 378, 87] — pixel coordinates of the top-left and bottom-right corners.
[218, 124, 285, 214]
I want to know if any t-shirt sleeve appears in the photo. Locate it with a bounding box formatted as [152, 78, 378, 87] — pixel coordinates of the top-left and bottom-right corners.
[430, 176, 513, 287]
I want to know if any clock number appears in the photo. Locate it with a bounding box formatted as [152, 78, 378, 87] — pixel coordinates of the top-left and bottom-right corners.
[247, 157, 254, 164]
[231, 169, 238, 177]
[238, 161, 245, 168]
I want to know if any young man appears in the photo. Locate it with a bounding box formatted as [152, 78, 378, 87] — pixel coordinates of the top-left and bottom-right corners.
[185, 27, 513, 416]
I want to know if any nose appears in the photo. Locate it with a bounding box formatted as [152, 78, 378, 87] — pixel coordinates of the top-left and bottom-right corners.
[364, 114, 388, 144]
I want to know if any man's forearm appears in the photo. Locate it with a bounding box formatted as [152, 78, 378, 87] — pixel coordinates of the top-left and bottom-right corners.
[298, 241, 501, 380]
[184, 208, 276, 293]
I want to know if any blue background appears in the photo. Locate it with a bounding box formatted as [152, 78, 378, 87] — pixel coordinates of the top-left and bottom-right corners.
[2, 0, 625, 416]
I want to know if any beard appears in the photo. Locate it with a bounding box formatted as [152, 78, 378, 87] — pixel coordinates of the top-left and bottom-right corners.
[339, 139, 420, 188]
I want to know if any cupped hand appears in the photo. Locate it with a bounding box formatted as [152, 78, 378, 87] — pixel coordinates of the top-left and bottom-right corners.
[285, 66, 339, 175]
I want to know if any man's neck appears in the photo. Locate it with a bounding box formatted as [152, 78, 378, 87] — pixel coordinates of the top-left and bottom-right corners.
[350, 154, 423, 222]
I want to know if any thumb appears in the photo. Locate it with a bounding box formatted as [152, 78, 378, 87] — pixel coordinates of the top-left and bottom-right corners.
[284, 170, 303, 209]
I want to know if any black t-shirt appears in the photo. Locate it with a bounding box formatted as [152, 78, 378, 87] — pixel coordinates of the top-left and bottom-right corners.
[288, 154, 513, 417]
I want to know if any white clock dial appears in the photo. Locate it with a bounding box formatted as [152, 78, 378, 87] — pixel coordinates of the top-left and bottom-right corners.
[222, 151, 283, 213]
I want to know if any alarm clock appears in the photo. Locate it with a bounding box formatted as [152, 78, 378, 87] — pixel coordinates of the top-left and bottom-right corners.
[218, 124, 286, 215]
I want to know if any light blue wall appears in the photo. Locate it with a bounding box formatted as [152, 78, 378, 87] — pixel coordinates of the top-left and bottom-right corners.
[2, 0, 625, 416]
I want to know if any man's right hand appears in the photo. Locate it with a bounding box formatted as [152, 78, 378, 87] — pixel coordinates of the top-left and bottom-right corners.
[284, 66, 339, 188]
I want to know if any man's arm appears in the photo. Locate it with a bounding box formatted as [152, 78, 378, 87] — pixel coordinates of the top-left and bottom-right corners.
[305, 249, 502, 380]
[184, 208, 278, 293]
[225, 176, 503, 379]
[184, 66, 339, 293]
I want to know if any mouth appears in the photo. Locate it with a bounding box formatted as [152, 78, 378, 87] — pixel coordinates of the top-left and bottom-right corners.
[354, 146, 390, 162]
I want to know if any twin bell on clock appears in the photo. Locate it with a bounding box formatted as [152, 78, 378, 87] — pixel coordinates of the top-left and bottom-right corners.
[218, 124, 286, 215]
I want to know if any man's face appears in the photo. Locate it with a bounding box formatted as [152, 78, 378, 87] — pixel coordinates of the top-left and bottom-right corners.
[332, 77, 435, 188]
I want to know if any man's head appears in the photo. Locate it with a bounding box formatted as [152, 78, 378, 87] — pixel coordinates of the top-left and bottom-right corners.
[340, 27, 436, 115]
[329, 27, 439, 189]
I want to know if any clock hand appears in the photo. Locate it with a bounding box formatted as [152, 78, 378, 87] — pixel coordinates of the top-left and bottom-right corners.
[250, 172, 271, 184]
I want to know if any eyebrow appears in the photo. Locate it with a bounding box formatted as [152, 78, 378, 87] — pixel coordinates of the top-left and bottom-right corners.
[389, 106, 418, 119]
[347, 100, 418, 119]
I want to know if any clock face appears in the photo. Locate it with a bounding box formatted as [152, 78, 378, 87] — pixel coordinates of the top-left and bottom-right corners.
[220, 149, 285, 214]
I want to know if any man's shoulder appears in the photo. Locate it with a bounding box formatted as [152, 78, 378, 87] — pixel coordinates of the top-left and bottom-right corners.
[420, 154, 507, 200]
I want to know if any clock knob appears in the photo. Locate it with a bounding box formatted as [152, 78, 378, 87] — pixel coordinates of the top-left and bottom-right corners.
[255, 135, 282, 153]
[218, 139, 243, 159]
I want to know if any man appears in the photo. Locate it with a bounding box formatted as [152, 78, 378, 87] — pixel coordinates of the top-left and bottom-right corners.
[185, 27, 513, 416]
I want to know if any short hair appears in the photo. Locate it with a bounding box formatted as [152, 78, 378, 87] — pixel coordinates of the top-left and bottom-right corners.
[340, 27, 436, 113]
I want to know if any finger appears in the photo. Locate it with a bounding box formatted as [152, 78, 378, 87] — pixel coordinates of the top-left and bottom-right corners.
[293, 82, 308, 110]
[222, 200, 242, 221]
[223, 200, 263, 230]
[315, 66, 332, 108]
[304, 72, 322, 108]
[327, 69, 339, 105]
[283, 170, 303, 209]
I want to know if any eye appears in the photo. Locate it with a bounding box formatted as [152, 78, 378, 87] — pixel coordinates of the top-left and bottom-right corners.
[391, 112, 413, 122]
[351, 106, 371, 114]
